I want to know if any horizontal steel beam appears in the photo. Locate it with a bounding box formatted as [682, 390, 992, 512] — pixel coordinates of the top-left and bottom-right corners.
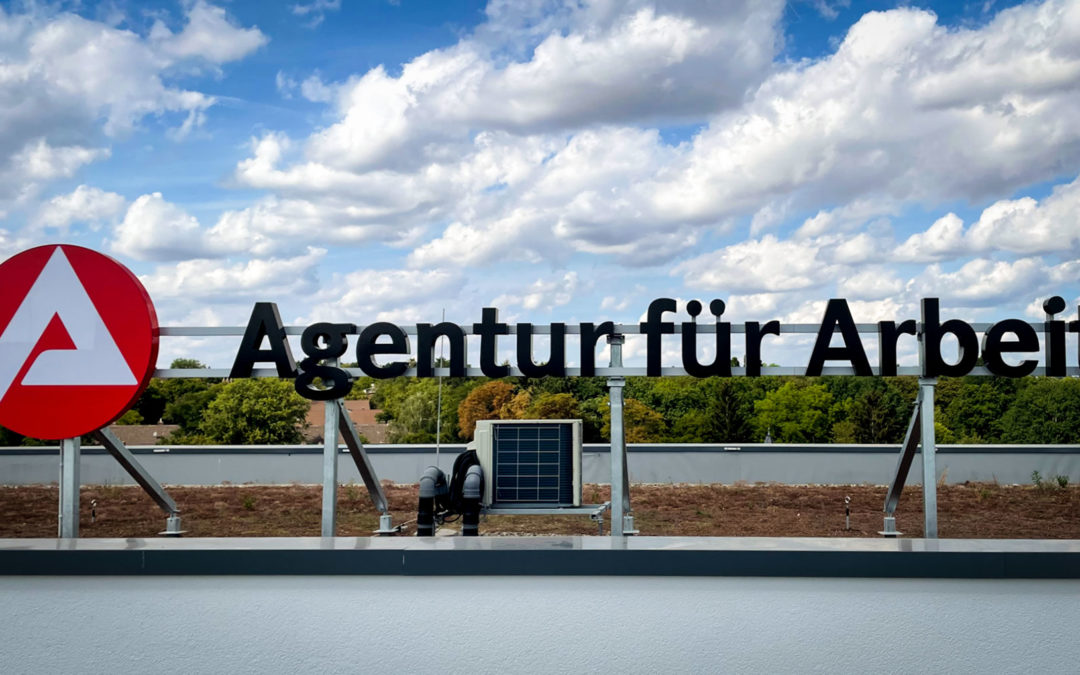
[159, 321, 1042, 337]
[154, 365, 1080, 379]
[9, 443, 1080, 455]
[483, 505, 610, 516]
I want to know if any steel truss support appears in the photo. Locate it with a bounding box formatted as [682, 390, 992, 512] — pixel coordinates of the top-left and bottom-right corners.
[59, 430, 186, 538]
[89, 427, 185, 536]
[606, 334, 637, 537]
[882, 378, 938, 538]
[320, 397, 394, 536]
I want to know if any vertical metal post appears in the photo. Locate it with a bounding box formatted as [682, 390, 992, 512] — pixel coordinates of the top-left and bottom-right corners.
[607, 334, 626, 537]
[58, 437, 80, 538]
[321, 395, 340, 537]
[919, 377, 938, 538]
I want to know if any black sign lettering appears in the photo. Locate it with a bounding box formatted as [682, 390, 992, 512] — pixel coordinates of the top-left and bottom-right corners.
[1043, 296, 1067, 377]
[921, 298, 979, 377]
[474, 307, 509, 378]
[517, 323, 566, 377]
[229, 294, 1076, 400]
[416, 322, 466, 377]
[682, 299, 731, 377]
[579, 322, 614, 376]
[356, 322, 410, 378]
[982, 319, 1039, 377]
[806, 299, 872, 376]
[296, 322, 356, 400]
[744, 320, 780, 376]
[640, 298, 676, 377]
[230, 302, 297, 378]
[877, 320, 917, 377]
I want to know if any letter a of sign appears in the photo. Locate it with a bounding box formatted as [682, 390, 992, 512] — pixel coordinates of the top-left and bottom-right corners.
[0, 245, 158, 440]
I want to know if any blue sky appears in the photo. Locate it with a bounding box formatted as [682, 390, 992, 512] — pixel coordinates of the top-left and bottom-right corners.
[2, 0, 1080, 368]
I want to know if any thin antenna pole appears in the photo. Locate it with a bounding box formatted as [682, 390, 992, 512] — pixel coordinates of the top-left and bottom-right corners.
[435, 308, 445, 468]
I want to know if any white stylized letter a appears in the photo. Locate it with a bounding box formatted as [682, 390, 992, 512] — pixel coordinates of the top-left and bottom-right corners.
[0, 248, 136, 400]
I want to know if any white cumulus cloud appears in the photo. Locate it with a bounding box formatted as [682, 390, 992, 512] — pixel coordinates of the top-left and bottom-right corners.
[111, 193, 211, 261]
[0, 3, 264, 214]
[34, 185, 126, 232]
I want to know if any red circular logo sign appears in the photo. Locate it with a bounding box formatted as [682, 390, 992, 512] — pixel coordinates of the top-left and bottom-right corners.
[0, 245, 158, 440]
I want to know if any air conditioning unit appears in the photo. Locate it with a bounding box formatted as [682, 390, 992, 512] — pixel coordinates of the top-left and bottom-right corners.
[472, 419, 582, 508]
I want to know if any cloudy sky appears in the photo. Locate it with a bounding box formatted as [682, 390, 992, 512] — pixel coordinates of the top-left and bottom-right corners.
[2, 0, 1080, 368]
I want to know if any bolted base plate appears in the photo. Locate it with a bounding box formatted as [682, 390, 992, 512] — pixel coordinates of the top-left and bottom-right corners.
[878, 516, 902, 538]
[160, 515, 185, 537]
[373, 514, 401, 536]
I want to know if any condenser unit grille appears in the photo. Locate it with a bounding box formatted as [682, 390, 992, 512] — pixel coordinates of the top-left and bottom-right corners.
[492, 423, 573, 505]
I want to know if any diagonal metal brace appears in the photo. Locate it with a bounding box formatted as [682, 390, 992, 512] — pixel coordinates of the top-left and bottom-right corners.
[334, 398, 388, 514]
[90, 427, 179, 517]
[883, 389, 923, 516]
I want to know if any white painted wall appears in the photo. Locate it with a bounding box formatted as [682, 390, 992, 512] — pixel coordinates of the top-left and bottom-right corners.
[2, 575, 1077, 673]
[4, 448, 1079, 486]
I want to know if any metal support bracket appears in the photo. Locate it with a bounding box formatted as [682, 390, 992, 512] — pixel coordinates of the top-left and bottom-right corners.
[883, 390, 923, 518]
[373, 513, 400, 536]
[606, 332, 634, 537]
[588, 501, 612, 535]
[335, 398, 389, 514]
[321, 396, 392, 537]
[919, 378, 939, 538]
[89, 427, 185, 537]
[879, 516, 902, 538]
[881, 378, 939, 538]
[321, 394, 339, 537]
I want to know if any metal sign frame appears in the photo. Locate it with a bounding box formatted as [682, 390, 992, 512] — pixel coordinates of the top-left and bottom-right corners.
[53, 316, 1067, 539]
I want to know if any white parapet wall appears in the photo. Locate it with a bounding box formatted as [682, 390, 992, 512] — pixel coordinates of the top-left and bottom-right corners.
[1, 541, 1079, 674]
[1, 575, 1077, 672]
[2, 443, 1079, 486]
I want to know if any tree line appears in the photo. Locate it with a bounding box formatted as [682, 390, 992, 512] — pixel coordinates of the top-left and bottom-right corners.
[2, 358, 1079, 445]
[366, 373, 1080, 445]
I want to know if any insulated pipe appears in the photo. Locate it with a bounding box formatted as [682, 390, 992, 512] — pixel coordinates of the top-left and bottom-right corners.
[417, 466, 446, 536]
[461, 464, 483, 537]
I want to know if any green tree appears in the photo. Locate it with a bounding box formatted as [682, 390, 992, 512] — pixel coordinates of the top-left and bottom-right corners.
[940, 378, 1017, 443]
[601, 397, 666, 442]
[1002, 378, 1080, 443]
[134, 359, 218, 424]
[670, 409, 714, 442]
[634, 377, 707, 421]
[197, 379, 310, 445]
[0, 425, 24, 446]
[133, 381, 168, 424]
[170, 358, 208, 370]
[753, 380, 833, 443]
[526, 392, 581, 420]
[703, 378, 754, 442]
[388, 380, 439, 443]
[115, 409, 144, 425]
[579, 395, 608, 443]
[162, 385, 223, 433]
[457, 380, 517, 440]
[368, 377, 415, 423]
[847, 383, 908, 443]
